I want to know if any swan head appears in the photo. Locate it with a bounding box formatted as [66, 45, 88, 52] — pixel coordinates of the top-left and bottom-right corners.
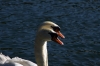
[36, 21, 65, 45]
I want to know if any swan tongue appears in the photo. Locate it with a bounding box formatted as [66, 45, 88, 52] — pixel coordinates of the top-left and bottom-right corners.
[52, 37, 64, 45]
[57, 31, 65, 38]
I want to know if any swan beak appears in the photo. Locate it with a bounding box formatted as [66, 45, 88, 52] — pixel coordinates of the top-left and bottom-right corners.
[49, 31, 65, 45]
[57, 31, 65, 38]
[52, 37, 64, 45]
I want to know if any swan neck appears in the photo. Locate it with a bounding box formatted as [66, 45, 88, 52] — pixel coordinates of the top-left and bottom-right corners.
[35, 37, 48, 66]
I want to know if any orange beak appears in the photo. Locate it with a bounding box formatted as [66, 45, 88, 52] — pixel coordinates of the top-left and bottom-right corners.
[57, 31, 65, 38]
[52, 36, 64, 45]
[52, 31, 65, 45]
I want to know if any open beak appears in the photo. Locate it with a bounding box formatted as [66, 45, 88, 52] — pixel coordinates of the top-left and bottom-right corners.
[52, 36, 64, 45]
[52, 31, 65, 45]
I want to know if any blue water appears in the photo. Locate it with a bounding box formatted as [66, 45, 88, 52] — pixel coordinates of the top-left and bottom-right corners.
[0, 0, 100, 66]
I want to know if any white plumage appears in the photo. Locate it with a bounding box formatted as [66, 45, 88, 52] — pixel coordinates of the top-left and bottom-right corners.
[0, 53, 37, 66]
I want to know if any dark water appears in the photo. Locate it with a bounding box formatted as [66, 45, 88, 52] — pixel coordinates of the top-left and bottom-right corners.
[0, 0, 100, 66]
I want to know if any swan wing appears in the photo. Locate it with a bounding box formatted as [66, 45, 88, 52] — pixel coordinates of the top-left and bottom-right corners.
[0, 53, 11, 64]
[0, 53, 37, 66]
[0, 53, 22, 66]
[11, 57, 37, 66]
[0, 62, 23, 66]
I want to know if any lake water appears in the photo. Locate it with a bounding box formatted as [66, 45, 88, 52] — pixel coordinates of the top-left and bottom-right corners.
[0, 0, 100, 66]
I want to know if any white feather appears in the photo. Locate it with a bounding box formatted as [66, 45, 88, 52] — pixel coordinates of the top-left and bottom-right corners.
[0, 53, 37, 66]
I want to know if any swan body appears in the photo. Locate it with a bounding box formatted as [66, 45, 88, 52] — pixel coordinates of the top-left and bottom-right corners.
[0, 53, 37, 66]
[0, 21, 65, 66]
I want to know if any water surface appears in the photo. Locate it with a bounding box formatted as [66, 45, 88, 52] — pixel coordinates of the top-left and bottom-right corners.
[0, 0, 100, 66]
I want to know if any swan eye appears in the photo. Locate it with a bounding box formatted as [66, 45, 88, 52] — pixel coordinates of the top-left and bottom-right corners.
[51, 26, 60, 32]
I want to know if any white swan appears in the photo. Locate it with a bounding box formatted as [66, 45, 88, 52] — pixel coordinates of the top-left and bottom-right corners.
[0, 21, 65, 66]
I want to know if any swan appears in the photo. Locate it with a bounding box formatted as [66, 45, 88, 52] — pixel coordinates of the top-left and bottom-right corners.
[0, 21, 65, 66]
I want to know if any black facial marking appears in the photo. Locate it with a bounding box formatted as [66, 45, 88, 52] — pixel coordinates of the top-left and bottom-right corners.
[51, 26, 60, 31]
[49, 32, 58, 38]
